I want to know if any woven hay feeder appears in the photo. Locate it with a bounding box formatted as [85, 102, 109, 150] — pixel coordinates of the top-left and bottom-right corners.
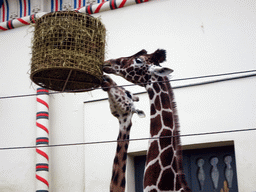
[31, 11, 106, 92]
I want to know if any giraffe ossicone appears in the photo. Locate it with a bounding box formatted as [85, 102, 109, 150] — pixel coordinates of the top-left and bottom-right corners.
[102, 75, 145, 192]
[103, 49, 191, 192]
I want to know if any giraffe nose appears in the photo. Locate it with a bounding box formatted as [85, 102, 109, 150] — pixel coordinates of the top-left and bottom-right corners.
[102, 75, 110, 81]
[103, 59, 115, 67]
[101, 75, 110, 91]
[103, 60, 116, 74]
[103, 60, 111, 66]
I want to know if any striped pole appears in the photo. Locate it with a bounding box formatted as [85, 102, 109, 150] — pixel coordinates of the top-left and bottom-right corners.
[36, 88, 50, 192]
[19, 0, 31, 18]
[1, 0, 9, 23]
[1, 0, 31, 22]
[77, 0, 149, 14]
[0, 12, 46, 31]
[0, 0, 150, 31]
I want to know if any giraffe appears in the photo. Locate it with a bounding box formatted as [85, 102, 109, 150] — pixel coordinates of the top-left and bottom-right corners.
[102, 75, 146, 192]
[103, 49, 191, 192]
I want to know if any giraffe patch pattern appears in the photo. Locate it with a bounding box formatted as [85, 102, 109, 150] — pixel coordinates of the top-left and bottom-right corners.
[103, 49, 191, 192]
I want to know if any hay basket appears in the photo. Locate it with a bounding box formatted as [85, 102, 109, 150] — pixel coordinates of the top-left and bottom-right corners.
[30, 11, 106, 92]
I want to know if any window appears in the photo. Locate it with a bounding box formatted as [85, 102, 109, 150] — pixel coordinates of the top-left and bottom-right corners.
[134, 145, 238, 192]
[134, 155, 147, 192]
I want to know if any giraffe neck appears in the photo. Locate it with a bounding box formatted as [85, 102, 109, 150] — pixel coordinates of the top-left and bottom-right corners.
[143, 77, 190, 192]
[110, 114, 133, 192]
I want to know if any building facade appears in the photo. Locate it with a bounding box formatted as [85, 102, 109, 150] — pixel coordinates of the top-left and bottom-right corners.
[0, 0, 256, 191]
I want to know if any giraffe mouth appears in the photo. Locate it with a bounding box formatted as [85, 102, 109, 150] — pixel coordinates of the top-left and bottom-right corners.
[103, 60, 122, 75]
[102, 61, 114, 74]
[102, 67, 112, 73]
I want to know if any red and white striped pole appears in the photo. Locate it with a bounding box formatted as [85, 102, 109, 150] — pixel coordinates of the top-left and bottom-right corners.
[36, 88, 50, 192]
[76, 0, 149, 14]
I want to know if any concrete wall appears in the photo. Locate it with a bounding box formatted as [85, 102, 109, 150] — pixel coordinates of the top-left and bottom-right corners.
[0, 26, 37, 192]
[0, 0, 256, 191]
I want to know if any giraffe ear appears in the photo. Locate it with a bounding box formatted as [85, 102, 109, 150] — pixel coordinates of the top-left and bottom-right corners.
[135, 109, 146, 118]
[150, 66, 174, 77]
[132, 49, 148, 58]
[132, 95, 139, 102]
[151, 49, 166, 65]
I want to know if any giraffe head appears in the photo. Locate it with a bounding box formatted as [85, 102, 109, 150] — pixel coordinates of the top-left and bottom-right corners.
[103, 49, 174, 86]
[102, 75, 145, 118]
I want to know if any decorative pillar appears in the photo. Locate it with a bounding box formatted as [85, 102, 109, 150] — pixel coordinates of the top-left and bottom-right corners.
[36, 88, 50, 192]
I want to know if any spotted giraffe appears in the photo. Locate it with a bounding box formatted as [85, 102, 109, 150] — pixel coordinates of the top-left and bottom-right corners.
[103, 49, 191, 192]
[102, 75, 145, 192]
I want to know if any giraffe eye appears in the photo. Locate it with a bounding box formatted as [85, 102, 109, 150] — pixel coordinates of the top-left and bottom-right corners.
[125, 91, 132, 99]
[135, 58, 143, 64]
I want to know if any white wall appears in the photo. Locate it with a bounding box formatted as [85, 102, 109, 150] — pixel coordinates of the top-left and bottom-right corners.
[49, 92, 86, 191]
[0, 0, 256, 191]
[0, 26, 37, 192]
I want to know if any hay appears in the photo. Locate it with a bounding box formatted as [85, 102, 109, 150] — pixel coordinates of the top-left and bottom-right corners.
[30, 11, 106, 92]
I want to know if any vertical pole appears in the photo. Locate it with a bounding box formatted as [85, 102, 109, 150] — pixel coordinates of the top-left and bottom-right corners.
[36, 88, 50, 192]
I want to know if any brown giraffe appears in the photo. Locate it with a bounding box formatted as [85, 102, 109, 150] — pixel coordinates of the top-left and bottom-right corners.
[102, 75, 146, 192]
[103, 49, 191, 192]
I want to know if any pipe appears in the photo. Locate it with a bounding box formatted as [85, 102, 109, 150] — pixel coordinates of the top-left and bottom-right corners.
[36, 88, 50, 192]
